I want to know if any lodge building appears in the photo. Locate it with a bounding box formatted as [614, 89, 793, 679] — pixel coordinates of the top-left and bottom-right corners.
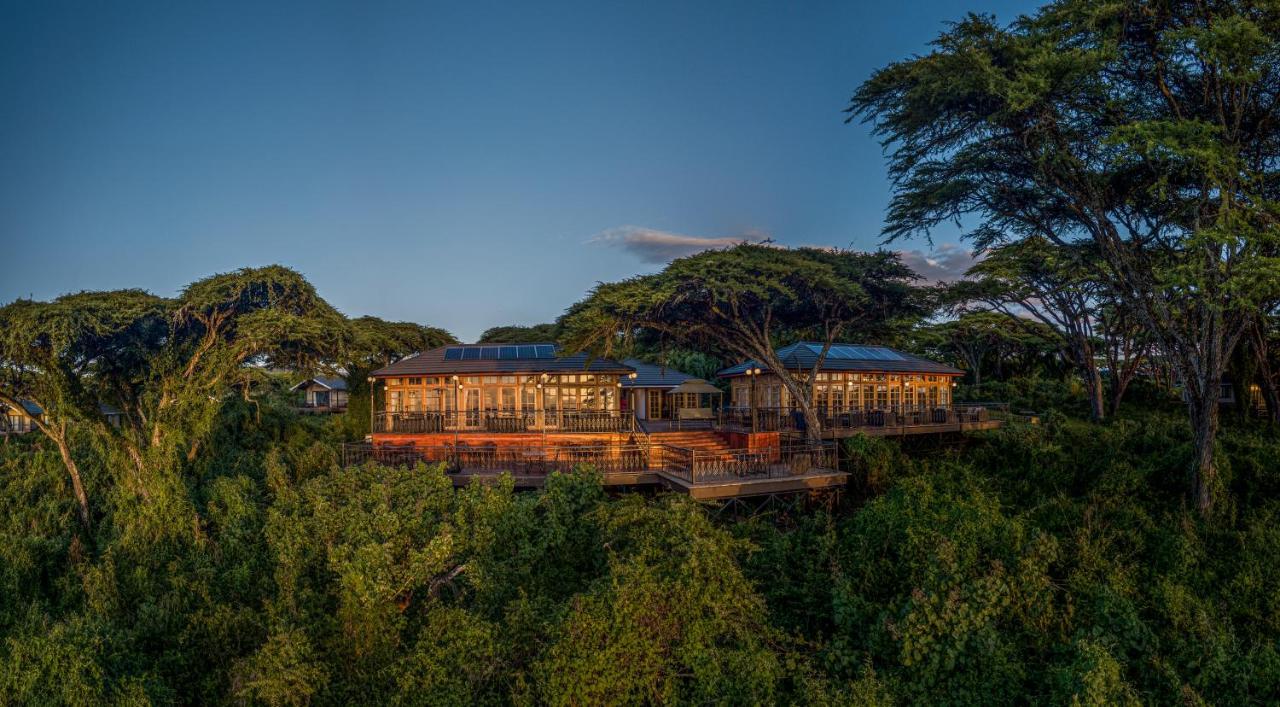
[353, 341, 999, 501]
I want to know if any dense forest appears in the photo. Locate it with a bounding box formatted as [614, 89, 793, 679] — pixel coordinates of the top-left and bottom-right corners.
[5, 0, 1280, 704]
[3, 337, 1280, 704]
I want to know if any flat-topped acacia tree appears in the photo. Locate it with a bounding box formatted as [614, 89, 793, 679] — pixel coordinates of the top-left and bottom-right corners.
[343, 316, 457, 434]
[0, 266, 350, 534]
[850, 1, 1280, 511]
[949, 238, 1110, 420]
[559, 244, 924, 439]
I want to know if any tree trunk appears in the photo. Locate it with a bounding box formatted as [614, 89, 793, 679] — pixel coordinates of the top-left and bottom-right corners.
[1084, 363, 1106, 422]
[1077, 342, 1105, 421]
[1187, 387, 1221, 514]
[52, 427, 91, 531]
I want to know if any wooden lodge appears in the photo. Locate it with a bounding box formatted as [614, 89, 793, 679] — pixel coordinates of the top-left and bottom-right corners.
[291, 376, 349, 413]
[357, 341, 1002, 500]
[716, 342, 999, 438]
[1, 400, 42, 435]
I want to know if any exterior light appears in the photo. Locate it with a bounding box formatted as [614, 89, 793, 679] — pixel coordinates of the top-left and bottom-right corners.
[541, 373, 550, 382]
[536, 383, 543, 389]
[451, 375, 459, 381]
[752, 367, 762, 376]
[367, 377, 375, 384]
[628, 372, 638, 380]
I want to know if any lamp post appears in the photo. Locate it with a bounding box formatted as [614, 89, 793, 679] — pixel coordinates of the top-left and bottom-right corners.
[627, 371, 638, 421]
[746, 367, 762, 434]
[367, 376, 376, 438]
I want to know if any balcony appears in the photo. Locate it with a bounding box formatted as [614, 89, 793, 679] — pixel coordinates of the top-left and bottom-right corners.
[716, 403, 1007, 436]
[340, 440, 844, 500]
[373, 409, 635, 434]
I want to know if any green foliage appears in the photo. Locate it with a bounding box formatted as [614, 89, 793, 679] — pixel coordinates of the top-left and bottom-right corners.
[477, 323, 560, 344]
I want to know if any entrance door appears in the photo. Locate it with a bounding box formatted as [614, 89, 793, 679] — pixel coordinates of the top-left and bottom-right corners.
[646, 390, 664, 420]
[464, 389, 481, 428]
[314, 390, 330, 408]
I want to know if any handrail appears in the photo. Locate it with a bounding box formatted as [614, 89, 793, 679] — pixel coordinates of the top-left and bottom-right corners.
[341, 440, 840, 486]
[342, 442, 651, 475]
[373, 409, 635, 434]
[714, 403, 1006, 433]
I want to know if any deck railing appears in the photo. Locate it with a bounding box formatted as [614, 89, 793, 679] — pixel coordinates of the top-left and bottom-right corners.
[342, 442, 652, 476]
[657, 443, 837, 484]
[373, 409, 634, 434]
[340, 440, 839, 486]
[716, 403, 1002, 433]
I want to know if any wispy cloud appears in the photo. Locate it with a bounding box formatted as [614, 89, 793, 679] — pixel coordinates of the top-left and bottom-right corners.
[591, 226, 771, 264]
[896, 244, 979, 284]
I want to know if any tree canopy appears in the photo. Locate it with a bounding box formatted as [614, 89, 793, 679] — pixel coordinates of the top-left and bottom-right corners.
[559, 244, 925, 436]
[850, 0, 1280, 510]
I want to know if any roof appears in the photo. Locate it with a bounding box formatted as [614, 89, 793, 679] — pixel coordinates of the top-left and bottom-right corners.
[2, 400, 43, 416]
[372, 343, 634, 377]
[290, 376, 348, 392]
[620, 359, 698, 389]
[717, 342, 963, 377]
[666, 379, 723, 396]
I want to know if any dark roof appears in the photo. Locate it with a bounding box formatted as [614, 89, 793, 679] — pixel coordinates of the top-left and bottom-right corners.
[620, 359, 698, 389]
[717, 342, 963, 377]
[2, 400, 43, 416]
[290, 376, 348, 392]
[372, 343, 634, 377]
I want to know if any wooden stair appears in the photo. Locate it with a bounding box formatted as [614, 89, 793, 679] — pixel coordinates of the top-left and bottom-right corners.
[646, 430, 739, 459]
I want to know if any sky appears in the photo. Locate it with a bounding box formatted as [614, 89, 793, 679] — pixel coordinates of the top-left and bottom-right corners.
[1, 0, 1038, 342]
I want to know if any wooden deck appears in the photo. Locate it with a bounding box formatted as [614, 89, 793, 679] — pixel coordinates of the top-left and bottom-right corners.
[342, 442, 844, 499]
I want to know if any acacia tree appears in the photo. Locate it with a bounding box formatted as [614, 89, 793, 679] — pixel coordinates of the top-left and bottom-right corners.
[0, 267, 350, 533]
[1096, 296, 1155, 416]
[559, 244, 923, 439]
[914, 311, 1058, 386]
[477, 323, 559, 344]
[850, 1, 1280, 511]
[952, 238, 1110, 420]
[0, 290, 170, 530]
[344, 316, 456, 434]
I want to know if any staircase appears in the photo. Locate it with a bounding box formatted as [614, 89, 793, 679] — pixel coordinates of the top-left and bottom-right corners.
[647, 430, 738, 459]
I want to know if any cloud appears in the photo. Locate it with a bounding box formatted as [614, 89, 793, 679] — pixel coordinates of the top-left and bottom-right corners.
[591, 226, 770, 264]
[896, 243, 979, 284]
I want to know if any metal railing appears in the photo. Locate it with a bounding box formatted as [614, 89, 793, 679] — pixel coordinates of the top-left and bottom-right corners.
[373, 410, 634, 434]
[657, 443, 838, 484]
[342, 442, 652, 476]
[341, 440, 840, 486]
[715, 404, 1002, 433]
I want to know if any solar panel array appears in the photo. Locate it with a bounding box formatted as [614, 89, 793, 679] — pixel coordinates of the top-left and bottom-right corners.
[442, 345, 557, 361]
[803, 343, 905, 361]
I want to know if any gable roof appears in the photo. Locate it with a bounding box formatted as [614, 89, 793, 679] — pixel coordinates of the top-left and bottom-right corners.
[371, 343, 633, 378]
[2, 400, 43, 416]
[620, 359, 698, 389]
[717, 342, 963, 377]
[290, 376, 348, 392]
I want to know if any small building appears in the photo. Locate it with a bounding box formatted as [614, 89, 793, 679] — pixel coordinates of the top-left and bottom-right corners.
[2, 400, 42, 434]
[719, 342, 963, 412]
[620, 359, 722, 424]
[291, 376, 349, 413]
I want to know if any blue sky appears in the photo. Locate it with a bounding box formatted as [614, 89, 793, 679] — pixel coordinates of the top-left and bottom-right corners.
[1, 0, 1037, 342]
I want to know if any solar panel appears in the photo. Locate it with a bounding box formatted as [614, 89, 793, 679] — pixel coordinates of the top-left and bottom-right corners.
[479, 347, 500, 360]
[462, 347, 481, 360]
[805, 344, 907, 362]
[517, 345, 537, 359]
[535, 345, 556, 359]
[499, 346, 519, 359]
[443, 347, 463, 361]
